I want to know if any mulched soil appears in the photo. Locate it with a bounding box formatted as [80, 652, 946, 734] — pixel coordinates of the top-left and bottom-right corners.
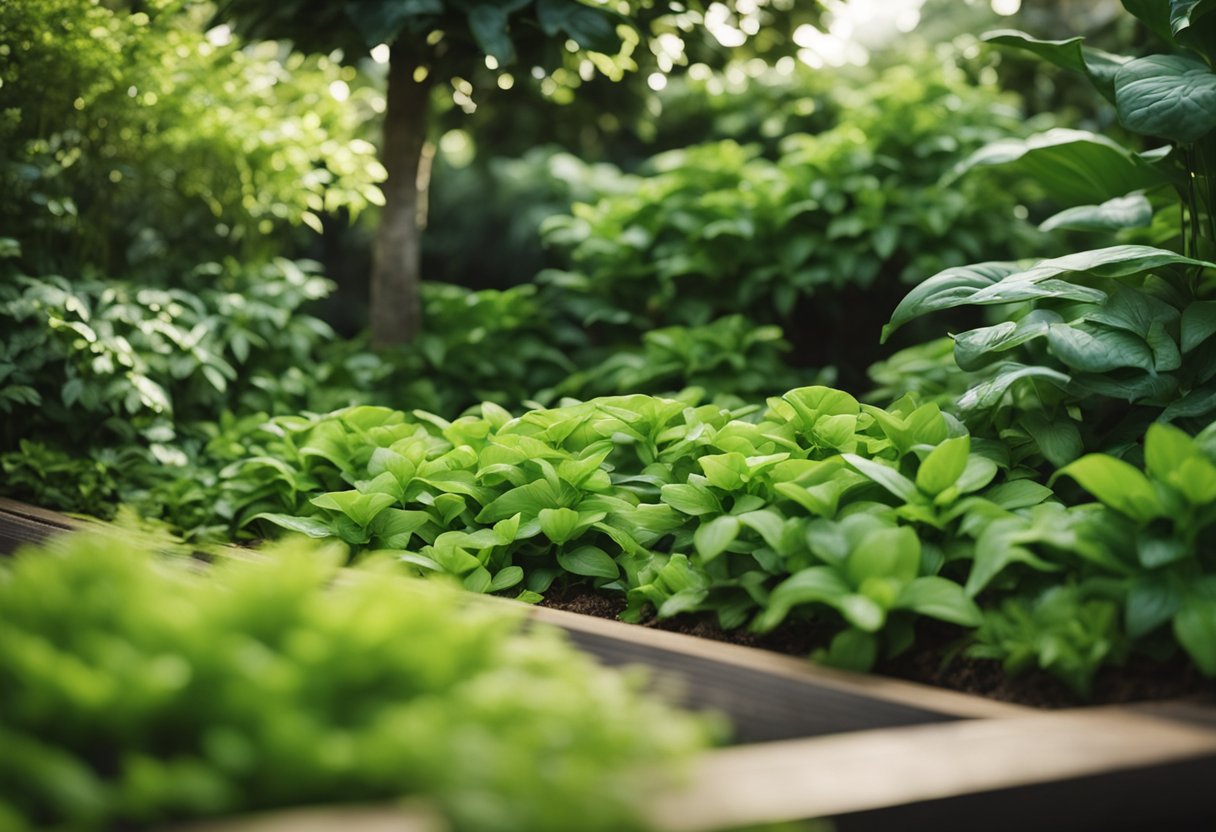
[540, 588, 1216, 709]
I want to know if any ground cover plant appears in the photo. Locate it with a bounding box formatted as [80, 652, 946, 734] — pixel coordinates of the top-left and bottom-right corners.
[204, 383, 1216, 690]
[0, 530, 712, 831]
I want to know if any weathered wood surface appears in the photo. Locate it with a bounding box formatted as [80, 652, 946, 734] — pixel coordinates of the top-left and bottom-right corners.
[650, 707, 1216, 831]
[0, 496, 82, 554]
[527, 603, 1024, 743]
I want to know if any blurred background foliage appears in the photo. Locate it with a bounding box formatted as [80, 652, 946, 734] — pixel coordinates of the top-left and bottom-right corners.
[0, 0, 1140, 519]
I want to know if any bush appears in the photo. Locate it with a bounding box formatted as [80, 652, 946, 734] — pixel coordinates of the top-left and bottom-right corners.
[0, 532, 711, 830]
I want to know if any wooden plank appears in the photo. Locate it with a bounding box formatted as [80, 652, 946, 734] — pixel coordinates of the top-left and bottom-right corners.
[170, 804, 445, 832]
[527, 604, 1025, 743]
[0, 497, 82, 554]
[646, 708, 1216, 832]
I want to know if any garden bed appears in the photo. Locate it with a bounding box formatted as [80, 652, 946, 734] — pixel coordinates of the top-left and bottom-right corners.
[4, 498, 1216, 830]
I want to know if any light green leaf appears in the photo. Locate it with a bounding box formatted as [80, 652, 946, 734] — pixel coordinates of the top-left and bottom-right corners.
[310, 490, 396, 528]
[753, 566, 851, 631]
[694, 515, 741, 562]
[842, 454, 919, 502]
[846, 526, 921, 587]
[252, 513, 334, 539]
[916, 436, 971, 496]
[896, 577, 983, 626]
[557, 545, 619, 579]
[1056, 454, 1163, 522]
[489, 566, 525, 592]
[661, 483, 722, 516]
[1175, 595, 1216, 676]
[1115, 55, 1216, 143]
[538, 507, 582, 545]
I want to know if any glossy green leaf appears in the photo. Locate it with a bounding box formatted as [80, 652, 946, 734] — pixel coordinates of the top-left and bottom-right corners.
[252, 513, 334, 539]
[982, 30, 1129, 101]
[1056, 455, 1163, 522]
[1039, 193, 1154, 232]
[957, 364, 1072, 412]
[949, 128, 1163, 205]
[1046, 323, 1155, 373]
[1181, 301, 1216, 353]
[1115, 55, 1216, 143]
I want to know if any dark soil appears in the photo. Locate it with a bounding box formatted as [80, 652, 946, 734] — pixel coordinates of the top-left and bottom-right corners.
[540, 588, 1216, 710]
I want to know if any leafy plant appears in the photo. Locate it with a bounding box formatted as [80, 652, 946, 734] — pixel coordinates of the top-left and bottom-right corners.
[969, 581, 1128, 697]
[214, 385, 1052, 672]
[884, 0, 1216, 464]
[1053, 422, 1216, 674]
[540, 52, 1043, 381]
[0, 531, 712, 831]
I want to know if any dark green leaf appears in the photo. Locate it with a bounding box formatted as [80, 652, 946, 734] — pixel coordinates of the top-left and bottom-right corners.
[1115, 55, 1216, 143]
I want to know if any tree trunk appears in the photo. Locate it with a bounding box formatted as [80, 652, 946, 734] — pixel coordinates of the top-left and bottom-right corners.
[370, 53, 431, 348]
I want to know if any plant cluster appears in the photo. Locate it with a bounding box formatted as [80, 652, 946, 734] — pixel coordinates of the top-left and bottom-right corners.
[0, 0, 384, 278]
[0, 531, 712, 831]
[539, 54, 1042, 355]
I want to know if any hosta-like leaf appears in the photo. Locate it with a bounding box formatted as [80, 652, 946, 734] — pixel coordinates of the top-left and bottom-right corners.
[1182, 301, 1216, 353]
[952, 310, 1062, 371]
[949, 128, 1163, 205]
[889, 245, 1203, 340]
[1115, 55, 1216, 143]
[1046, 322, 1156, 373]
[957, 364, 1072, 412]
[982, 30, 1129, 101]
[1039, 193, 1154, 233]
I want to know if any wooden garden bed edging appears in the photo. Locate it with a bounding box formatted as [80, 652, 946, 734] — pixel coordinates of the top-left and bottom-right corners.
[4, 499, 1216, 830]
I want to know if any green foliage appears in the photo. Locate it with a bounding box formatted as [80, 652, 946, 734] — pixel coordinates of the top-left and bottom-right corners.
[970, 582, 1128, 698]
[0, 0, 384, 277]
[1054, 422, 1216, 674]
[214, 385, 1048, 672]
[0, 532, 710, 830]
[550, 315, 811, 403]
[887, 0, 1216, 465]
[539, 52, 1043, 381]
